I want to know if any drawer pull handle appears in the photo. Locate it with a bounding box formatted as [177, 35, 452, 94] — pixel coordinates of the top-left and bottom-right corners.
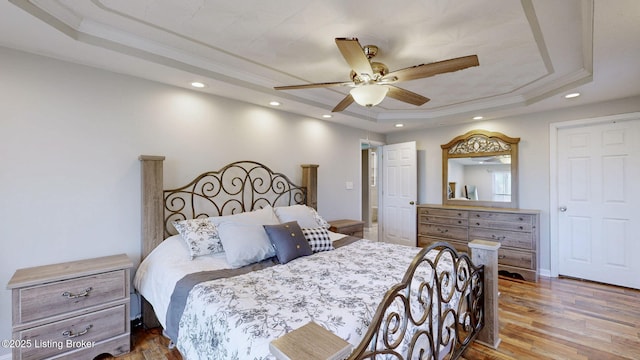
[437, 228, 449, 234]
[62, 324, 92, 338]
[491, 235, 506, 241]
[62, 287, 92, 299]
[498, 255, 506, 259]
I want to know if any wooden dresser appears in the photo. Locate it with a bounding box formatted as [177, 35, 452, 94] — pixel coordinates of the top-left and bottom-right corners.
[7, 254, 132, 360]
[417, 204, 540, 281]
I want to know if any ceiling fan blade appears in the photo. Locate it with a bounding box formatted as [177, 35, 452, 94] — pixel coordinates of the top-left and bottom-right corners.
[386, 86, 430, 106]
[384, 55, 479, 82]
[331, 94, 354, 112]
[335, 38, 373, 77]
[274, 81, 353, 90]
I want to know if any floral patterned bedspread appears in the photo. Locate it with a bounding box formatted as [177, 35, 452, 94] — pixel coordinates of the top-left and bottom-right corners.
[175, 240, 446, 360]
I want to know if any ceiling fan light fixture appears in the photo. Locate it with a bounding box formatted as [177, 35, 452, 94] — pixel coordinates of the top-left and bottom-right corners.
[350, 85, 388, 107]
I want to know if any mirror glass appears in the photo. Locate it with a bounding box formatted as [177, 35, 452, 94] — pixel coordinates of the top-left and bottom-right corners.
[442, 130, 519, 208]
[447, 155, 511, 202]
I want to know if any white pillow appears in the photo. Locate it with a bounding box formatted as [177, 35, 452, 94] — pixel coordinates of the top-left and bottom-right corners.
[209, 205, 279, 226]
[172, 218, 224, 260]
[216, 221, 276, 268]
[274, 205, 330, 229]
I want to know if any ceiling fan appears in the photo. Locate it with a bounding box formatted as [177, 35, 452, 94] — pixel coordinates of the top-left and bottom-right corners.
[274, 37, 479, 112]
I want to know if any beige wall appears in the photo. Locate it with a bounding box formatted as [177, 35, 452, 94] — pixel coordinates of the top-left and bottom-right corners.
[386, 95, 640, 277]
[0, 46, 383, 353]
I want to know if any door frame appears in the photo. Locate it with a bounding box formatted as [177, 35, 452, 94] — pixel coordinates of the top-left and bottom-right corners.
[360, 139, 385, 240]
[549, 112, 640, 277]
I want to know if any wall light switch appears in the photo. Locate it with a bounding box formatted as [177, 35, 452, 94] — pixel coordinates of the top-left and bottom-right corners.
[345, 181, 354, 190]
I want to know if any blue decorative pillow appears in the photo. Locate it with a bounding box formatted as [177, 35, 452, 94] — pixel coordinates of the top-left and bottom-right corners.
[302, 227, 334, 253]
[263, 221, 313, 264]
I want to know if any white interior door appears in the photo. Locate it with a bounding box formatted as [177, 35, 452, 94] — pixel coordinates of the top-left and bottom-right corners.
[558, 119, 640, 289]
[381, 141, 417, 246]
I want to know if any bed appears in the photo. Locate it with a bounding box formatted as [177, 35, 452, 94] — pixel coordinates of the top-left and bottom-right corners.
[135, 156, 501, 359]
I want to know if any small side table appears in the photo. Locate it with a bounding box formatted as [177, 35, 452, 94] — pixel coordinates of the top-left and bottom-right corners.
[269, 322, 352, 360]
[7, 254, 132, 360]
[328, 219, 364, 238]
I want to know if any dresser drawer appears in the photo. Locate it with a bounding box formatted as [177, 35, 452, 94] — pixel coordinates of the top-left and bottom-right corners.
[16, 270, 126, 324]
[469, 228, 534, 250]
[419, 215, 468, 227]
[419, 224, 467, 241]
[16, 304, 127, 360]
[419, 207, 468, 219]
[499, 249, 535, 270]
[418, 236, 468, 253]
[470, 219, 533, 232]
[469, 211, 534, 225]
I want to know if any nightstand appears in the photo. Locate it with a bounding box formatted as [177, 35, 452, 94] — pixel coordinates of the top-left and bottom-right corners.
[7, 254, 132, 360]
[269, 321, 352, 360]
[328, 219, 365, 238]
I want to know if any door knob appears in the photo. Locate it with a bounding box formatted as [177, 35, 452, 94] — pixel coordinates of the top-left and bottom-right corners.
[559, 206, 567, 212]
[409, 201, 415, 205]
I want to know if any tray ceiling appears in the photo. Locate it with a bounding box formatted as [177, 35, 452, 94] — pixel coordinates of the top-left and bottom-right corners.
[2, 0, 639, 132]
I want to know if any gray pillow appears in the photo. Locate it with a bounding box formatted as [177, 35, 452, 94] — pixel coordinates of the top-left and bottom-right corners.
[263, 221, 313, 264]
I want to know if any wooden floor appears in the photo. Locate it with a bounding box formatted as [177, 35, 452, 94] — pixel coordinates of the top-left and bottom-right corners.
[102, 276, 640, 360]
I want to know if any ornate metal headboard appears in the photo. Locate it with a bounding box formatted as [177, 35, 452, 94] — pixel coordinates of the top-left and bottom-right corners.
[139, 156, 318, 259]
[163, 160, 308, 236]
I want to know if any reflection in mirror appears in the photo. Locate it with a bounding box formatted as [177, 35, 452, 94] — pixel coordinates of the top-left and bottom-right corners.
[447, 156, 511, 202]
[442, 130, 520, 208]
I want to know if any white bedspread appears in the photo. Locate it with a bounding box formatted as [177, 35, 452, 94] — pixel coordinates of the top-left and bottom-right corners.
[133, 231, 349, 329]
[175, 240, 424, 360]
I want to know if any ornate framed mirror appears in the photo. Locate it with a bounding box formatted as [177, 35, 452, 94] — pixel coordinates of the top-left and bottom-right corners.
[442, 130, 520, 208]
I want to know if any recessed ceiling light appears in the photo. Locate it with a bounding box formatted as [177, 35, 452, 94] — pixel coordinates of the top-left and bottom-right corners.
[395, 123, 404, 128]
[322, 114, 332, 118]
[564, 92, 580, 99]
[473, 116, 483, 120]
[190, 81, 206, 88]
[269, 101, 281, 106]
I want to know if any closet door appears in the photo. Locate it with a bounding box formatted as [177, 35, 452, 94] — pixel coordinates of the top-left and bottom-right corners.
[557, 119, 640, 289]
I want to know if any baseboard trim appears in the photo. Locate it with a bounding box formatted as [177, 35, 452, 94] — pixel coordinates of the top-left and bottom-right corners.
[539, 268, 552, 278]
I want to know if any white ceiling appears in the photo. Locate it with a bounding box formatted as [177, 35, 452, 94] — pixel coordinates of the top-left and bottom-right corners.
[1, 0, 639, 133]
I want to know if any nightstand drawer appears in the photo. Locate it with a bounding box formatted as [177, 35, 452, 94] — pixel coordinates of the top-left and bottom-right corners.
[328, 219, 364, 237]
[16, 270, 126, 325]
[16, 304, 127, 360]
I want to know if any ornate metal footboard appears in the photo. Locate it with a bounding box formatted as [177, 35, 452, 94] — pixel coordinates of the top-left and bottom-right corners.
[349, 242, 485, 360]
